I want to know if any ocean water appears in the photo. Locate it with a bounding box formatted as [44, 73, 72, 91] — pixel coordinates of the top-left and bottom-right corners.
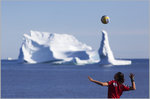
[1, 59, 149, 98]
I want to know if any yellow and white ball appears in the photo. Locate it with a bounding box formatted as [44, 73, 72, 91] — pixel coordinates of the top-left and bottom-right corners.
[101, 15, 110, 24]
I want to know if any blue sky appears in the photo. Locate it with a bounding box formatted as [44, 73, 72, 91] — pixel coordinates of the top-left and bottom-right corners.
[2, 1, 149, 59]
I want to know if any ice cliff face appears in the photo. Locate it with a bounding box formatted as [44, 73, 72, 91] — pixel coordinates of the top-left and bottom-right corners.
[18, 30, 96, 64]
[18, 30, 131, 65]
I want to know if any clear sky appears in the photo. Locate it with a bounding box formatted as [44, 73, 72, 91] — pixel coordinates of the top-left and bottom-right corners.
[1, 0, 149, 59]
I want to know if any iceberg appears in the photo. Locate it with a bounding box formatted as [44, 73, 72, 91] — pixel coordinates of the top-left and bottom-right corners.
[18, 30, 97, 64]
[18, 30, 131, 65]
[7, 57, 13, 60]
[98, 30, 131, 65]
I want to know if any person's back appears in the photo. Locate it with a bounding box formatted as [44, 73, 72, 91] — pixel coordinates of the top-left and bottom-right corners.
[88, 72, 136, 98]
[107, 80, 130, 98]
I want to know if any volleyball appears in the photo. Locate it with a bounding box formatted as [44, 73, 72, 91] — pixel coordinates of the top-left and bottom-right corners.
[101, 15, 110, 24]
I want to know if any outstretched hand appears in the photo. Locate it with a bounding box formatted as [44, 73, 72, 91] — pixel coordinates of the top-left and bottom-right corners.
[88, 76, 94, 82]
[129, 73, 136, 90]
[129, 73, 135, 79]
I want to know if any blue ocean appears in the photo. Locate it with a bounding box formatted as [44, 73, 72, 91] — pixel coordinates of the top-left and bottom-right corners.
[1, 59, 149, 98]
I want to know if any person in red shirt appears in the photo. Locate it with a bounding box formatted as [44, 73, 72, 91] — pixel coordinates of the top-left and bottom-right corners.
[88, 72, 136, 98]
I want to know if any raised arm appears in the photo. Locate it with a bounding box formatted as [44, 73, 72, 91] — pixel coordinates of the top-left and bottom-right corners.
[88, 76, 108, 86]
[129, 73, 136, 90]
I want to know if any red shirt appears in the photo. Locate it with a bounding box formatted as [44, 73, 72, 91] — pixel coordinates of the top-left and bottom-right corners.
[107, 80, 130, 98]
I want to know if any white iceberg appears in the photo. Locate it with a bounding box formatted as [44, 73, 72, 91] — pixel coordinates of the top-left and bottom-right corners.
[18, 30, 97, 64]
[18, 30, 131, 65]
[98, 30, 131, 65]
[7, 57, 13, 60]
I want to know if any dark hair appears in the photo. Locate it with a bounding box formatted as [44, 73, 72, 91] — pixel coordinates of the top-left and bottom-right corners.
[114, 72, 124, 84]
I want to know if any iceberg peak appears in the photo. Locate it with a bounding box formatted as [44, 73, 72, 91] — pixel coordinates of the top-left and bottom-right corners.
[98, 30, 131, 65]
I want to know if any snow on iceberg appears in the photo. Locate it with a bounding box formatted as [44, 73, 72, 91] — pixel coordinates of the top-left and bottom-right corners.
[18, 30, 97, 64]
[98, 30, 131, 65]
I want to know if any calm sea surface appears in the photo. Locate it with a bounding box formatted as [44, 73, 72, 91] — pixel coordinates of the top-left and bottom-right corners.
[1, 59, 149, 98]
